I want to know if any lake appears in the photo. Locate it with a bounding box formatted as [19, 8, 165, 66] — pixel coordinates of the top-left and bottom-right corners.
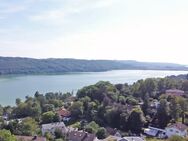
[0, 70, 187, 106]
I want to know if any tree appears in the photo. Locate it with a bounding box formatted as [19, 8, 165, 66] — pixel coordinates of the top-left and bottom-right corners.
[0, 129, 17, 141]
[169, 97, 181, 121]
[182, 80, 188, 92]
[43, 104, 55, 112]
[168, 135, 186, 141]
[157, 99, 170, 128]
[15, 98, 22, 106]
[128, 108, 146, 133]
[41, 111, 56, 124]
[44, 132, 54, 141]
[144, 78, 157, 97]
[0, 105, 3, 116]
[54, 128, 64, 139]
[178, 98, 188, 123]
[69, 101, 84, 118]
[20, 117, 38, 136]
[85, 121, 99, 133]
[96, 127, 107, 139]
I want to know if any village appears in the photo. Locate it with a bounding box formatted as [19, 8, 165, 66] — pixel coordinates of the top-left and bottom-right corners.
[1, 85, 188, 141]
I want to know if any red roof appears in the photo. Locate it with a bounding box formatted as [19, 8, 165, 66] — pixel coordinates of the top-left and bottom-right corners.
[167, 123, 188, 132]
[57, 108, 71, 117]
[16, 136, 46, 141]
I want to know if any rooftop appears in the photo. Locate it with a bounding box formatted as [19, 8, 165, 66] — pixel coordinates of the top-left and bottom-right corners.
[16, 136, 46, 141]
[166, 89, 184, 95]
[68, 131, 96, 141]
[57, 108, 71, 117]
[123, 137, 145, 141]
[167, 123, 188, 132]
[42, 122, 66, 130]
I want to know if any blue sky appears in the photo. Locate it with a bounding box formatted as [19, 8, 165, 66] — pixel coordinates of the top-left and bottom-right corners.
[0, 0, 188, 64]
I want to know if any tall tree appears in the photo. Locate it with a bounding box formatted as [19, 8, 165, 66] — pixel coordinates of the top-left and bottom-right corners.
[157, 99, 170, 128]
[128, 108, 146, 133]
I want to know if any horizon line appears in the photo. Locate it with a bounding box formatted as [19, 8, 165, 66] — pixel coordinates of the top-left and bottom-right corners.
[0, 55, 187, 65]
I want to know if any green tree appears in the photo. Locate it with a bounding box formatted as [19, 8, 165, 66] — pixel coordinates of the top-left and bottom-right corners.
[85, 121, 99, 133]
[128, 108, 146, 133]
[168, 135, 186, 141]
[41, 111, 56, 124]
[157, 99, 170, 128]
[182, 80, 188, 92]
[69, 101, 84, 118]
[169, 97, 181, 121]
[54, 128, 64, 139]
[0, 105, 3, 116]
[96, 127, 107, 139]
[0, 129, 17, 141]
[15, 98, 22, 106]
[18, 117, 38, 136]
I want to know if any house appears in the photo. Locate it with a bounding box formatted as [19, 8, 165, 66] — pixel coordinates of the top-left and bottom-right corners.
[56, 108, 71, 121]
[165, 123, 188, 138]
[103, 136, 145, 141]
[41, 122, 67, 136]
[165, 89, 184, 97]
[123, 137, 145, 141]
[67, 131, 96, 141]
[144, 126, 166, 138]
[103, 135, 126, 141]
[57, 108, 71, 118]
[16, 136, 46, 141]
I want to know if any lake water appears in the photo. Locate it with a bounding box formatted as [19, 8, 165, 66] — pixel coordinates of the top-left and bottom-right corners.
[0, 70, 187, 106]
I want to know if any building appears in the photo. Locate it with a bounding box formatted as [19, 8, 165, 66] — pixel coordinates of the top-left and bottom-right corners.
[68, 131, 96, 141]
[41, 122, 67, 136]
[56, 108, 71, 121]
[123, 137, 145, 141]
[165, 89, 184, 97]
[103, 135, 125, 141]
[103, 136, 145, 141]
[16, 136, 46, 141]
[144, 126, 166, 138]
[165, 123, 188, 138]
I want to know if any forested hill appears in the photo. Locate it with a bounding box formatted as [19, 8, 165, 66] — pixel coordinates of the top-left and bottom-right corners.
[0, 57, 187, 75]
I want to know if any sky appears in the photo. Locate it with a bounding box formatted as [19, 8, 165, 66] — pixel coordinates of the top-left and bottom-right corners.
[0, 0, 188, 64]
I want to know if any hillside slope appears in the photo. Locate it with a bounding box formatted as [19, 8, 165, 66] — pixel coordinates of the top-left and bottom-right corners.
[0, 57, 187, 75]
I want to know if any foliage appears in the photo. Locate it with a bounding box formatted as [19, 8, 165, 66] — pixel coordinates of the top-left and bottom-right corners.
[85, 121, 99, 133]
[96, 127, 107, 139]
[1, 74, 188, 137]
[41, 111, 60, 124]
[0, 129, 17, 141]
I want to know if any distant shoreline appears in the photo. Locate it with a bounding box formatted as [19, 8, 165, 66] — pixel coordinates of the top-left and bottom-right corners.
[0, 57, 188, 75]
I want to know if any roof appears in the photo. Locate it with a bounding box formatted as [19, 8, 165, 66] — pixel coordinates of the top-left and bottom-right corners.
[68, 131, 96, 141]
[166, 89, 184, 96]
[57, 108, 71, 117]
[103, 135, 125, 141]
[42, 122, 66, 130]
[167, 123, 188, 132]
[123, 137, 145, 141]
[16, 136, 46, 141]
[106, 127, 116, 135]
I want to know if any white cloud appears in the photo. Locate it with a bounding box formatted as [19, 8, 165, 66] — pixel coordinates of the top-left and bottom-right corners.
[29, 0, 119, 22]
[0, 5, 26, 13]
[30, 10, 65, 21]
